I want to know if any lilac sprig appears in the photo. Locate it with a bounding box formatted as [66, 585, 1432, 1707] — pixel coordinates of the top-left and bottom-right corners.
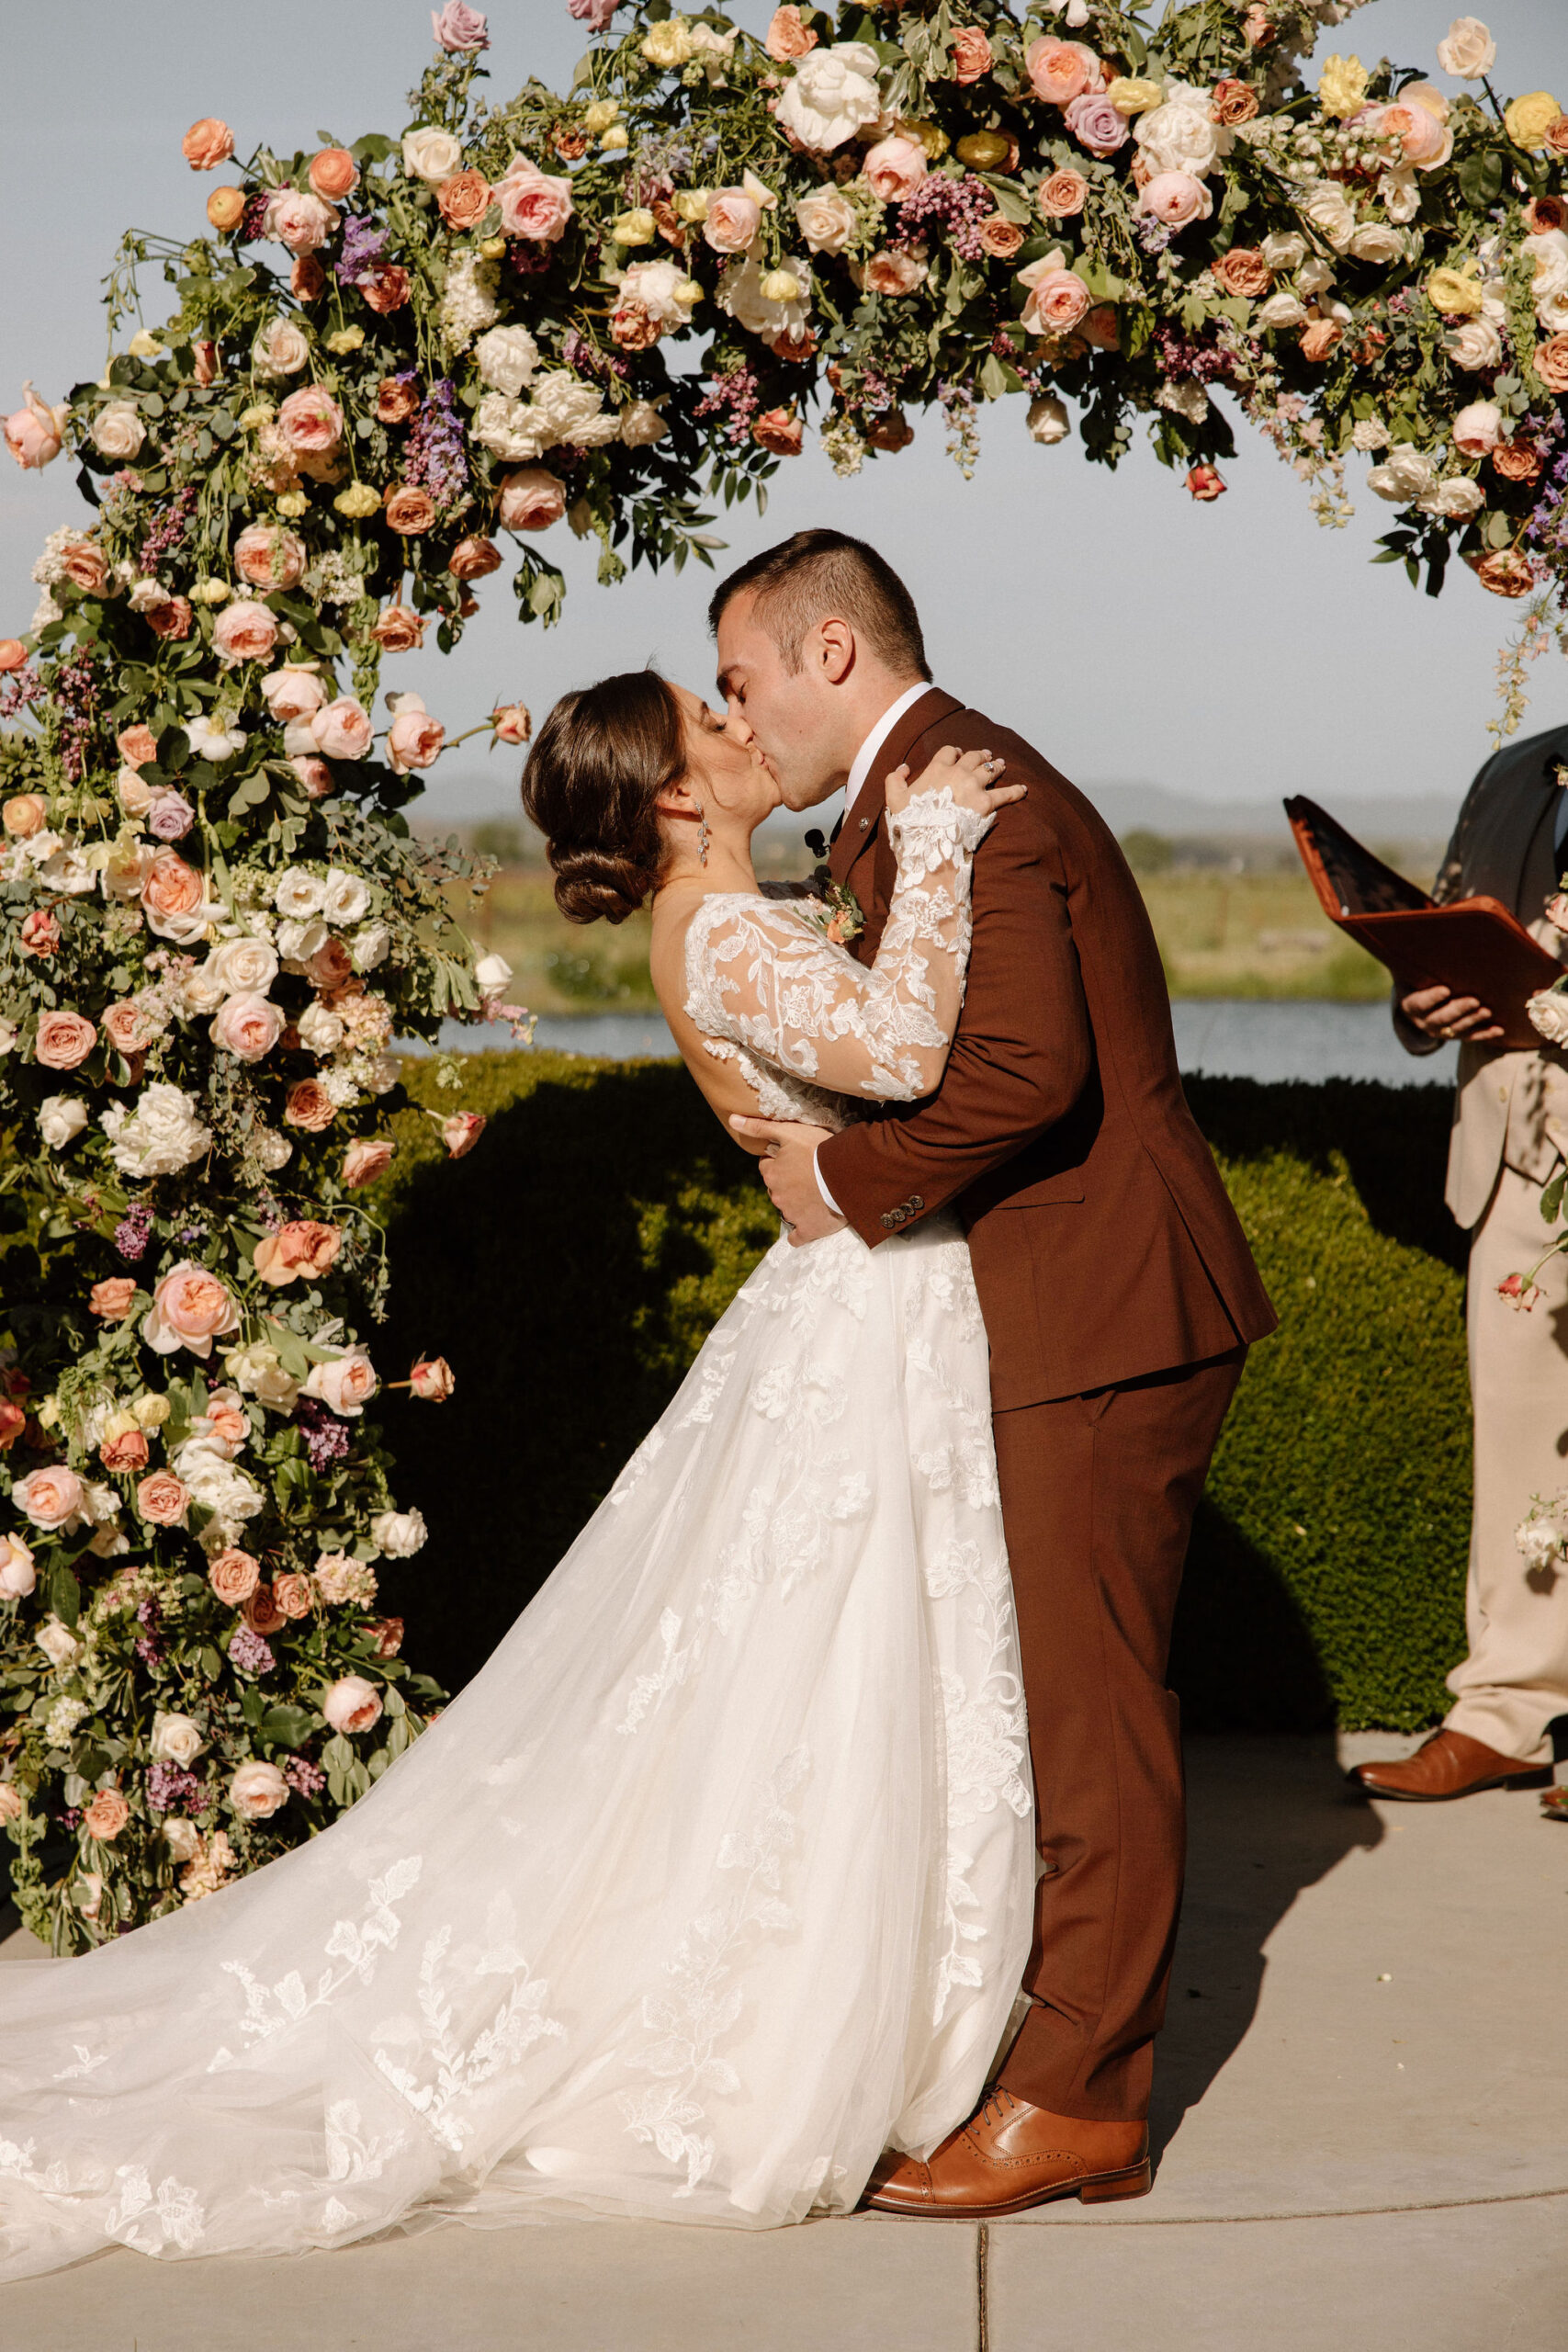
[283, 1754, 326, 1798]
[695, 365, 761, 449]
[145, 1759, 203, 1813]
[295, 1395, 352, 1472]
[404, 378, 470, 514]
[337, 214, 392, 288]
[891, 175, 995, 263]
[114, 1202, 154, 1262]
[139, 486, 197, 574]
[229, 1624, 275, 1677]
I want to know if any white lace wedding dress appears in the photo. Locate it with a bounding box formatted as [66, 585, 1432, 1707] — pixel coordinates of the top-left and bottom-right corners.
[0, 793, 1034, 2276]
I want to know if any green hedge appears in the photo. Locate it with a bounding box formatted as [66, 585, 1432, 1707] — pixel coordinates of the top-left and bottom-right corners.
[378, 1056, 1472, 1734]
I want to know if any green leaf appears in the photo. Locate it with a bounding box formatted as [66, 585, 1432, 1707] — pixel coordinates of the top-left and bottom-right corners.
[49, 1565, 81, 1630]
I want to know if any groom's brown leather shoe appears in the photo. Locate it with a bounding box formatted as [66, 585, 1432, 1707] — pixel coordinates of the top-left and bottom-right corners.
[861, 2089, 1150, 2218]
[1349, 1726, 1548, 1802]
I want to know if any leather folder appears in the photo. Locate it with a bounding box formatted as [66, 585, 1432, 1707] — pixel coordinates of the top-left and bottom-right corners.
[1284, 794, 1563, 1052]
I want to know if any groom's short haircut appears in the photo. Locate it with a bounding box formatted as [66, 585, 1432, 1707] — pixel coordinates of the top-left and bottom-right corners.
[708, 529, 931, 681]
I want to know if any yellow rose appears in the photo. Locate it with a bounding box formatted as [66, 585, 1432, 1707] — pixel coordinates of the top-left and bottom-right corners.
[760, 268, 802, 302]
[127, 330, 164, 360]
[325, 326, 365, 355]
[582, 99, 621, 133]
[672, 276, 703, 309]
[1107, 76, 1163, 117]
[601, 126, 628, 152]
[897, 118, 950, 160]
[612, 208, 658, 246]
[641, 18, 694, 69]
[673, 188, 711, 222]
[479, 234, 507, 259]
[132, 1394, 171, 1429]
[103, 1407, 141, 1443]
[1317, 53, 1369, 120]
[1427, 266, 1484, 316]
[191, 578, 231, 605]
[333, 481, 382, 518]
[276, 491, 310, 518]
[1504, 90, 1563, 151]
[239, 404, 274, 430]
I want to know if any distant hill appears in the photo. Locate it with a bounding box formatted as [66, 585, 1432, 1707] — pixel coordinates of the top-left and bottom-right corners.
[1077, 781, 1457, 845]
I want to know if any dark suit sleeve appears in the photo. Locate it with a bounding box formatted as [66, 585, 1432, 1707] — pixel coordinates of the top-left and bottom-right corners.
[817, 795, 1092, 1244]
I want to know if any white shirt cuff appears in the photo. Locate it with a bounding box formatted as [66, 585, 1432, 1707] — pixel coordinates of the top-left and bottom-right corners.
[813, 1148, 842, 1218]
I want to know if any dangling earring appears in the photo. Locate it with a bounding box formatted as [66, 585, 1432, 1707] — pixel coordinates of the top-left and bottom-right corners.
[697, 808, 711, 867]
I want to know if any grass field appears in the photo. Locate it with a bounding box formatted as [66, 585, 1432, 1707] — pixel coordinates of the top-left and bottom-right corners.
[455, 860, 1395, 1015]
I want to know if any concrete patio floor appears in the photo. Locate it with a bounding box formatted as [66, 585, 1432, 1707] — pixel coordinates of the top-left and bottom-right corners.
[3, 1730, 1564, 2350]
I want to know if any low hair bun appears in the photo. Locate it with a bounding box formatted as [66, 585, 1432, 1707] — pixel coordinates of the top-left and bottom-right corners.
[550, 845, 660, 927]
[519, 670, 686, 928]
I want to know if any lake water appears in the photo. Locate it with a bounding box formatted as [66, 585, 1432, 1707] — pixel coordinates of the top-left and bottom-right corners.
[423, 1000, 1459, 1089]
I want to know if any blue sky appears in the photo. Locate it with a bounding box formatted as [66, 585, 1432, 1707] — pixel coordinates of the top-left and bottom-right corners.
[3, 1, 1566, 823]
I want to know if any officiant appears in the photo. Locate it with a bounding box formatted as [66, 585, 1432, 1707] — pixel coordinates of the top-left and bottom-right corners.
[1353, 721, 1568, 1804]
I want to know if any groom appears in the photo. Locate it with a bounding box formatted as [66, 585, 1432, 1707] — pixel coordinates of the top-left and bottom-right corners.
[713, 529, 1276, 2215]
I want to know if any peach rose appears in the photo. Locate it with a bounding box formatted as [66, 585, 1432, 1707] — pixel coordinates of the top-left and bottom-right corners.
[448, 535, 502, 582]
[754, 407, 804, 456]
[209, 1546, 261, 1605]
[1493, 441, 1543, 484]
[1026, 37, 1096, 106]
[302, 1349, 378, 1418]
[243, 1583, 288, 1635]
[265, 189, 338, 254]
[377, 377, 421, 425]
[1299, 318, 1344, 363]
[863, 137, 928, 204]
[384, 484, 436, 535]
[260, 665, 326, 723]
[0, 1533, 34, 1596]
[388, 697, 446, 773]
[863, 250, 928, 298]
[1535, 335, 1568, 393]
[275, 386, 344, 454]
[307, 934, 355, 989]
[4, 791, 47, 837]
[704, 188, 762, 254]
[144, 1261, 239, 1358]
[1526, 198, 1568, 236]
[118, 723, 159, 768]
[491, 701, 531, 744]
[1038, 169, 1089, 220]
[321, 1673, 383, 1735]
[89, 1276, 139, 1320]
[371, 605, 426, 656]
[361, 267, 411, 316]
[866, 412, 914, 453]
[497, 467, 566, 532]
[1213, 248, 1270, 300]
[1186, 464, 1227, 501]
[765, 5, 817, 61]
[437, 169, 491, 230]
[310, 696, 374, 759]
[141, 851, 208, 926]
[208, 187, 246, 233]
[83, 1789, 130, 1841]
[15, 1464, 85, 1530]
[5, 385, 66, 470]
[36, 1011, 97, 1072]
[182, 118, 234, 170]
[101, 1001, 152, 1057]
[1082, 305, 1121, 350]
[442, 1111, 486, 1159]
[951, 26, 993, 83]
[1211, 78, 1258, 127]
[289, 755, 334, 799]
[344, 1136, 396, 1187]
[285, 1079, 336, 1132]
[233, 523, 306, 590]
[101, 1427, 150, 1475]
[254, 1219, 342, 1286]
[19, 910, 59, 956]
[309, 147, 359, 201]
[410, 1355, 456, 1400]
[0, 639, 28, 672]
[211, 991, 285, 1063]
[136, 1470, 190, 1527]
[1474, 549, 1536, 597]
[1139, 171, 1212, 229]
[978, 216, 1025, 261]
[495, 156, 573, 243]
[145, 593, 193, 640]
[61, 543, 109, 596]
[213, 600, 279, 664]
[0, 1401, 28, 1454]
[1020, 261, 1090, 335]
[367, 1617, 404, 1657]
[1381, 102, 1448, 166]
[272, 1572, 313, 1619]
[229, 1758, 289, 1819]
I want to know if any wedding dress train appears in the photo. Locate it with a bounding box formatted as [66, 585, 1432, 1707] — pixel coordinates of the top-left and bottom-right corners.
[0, 793, 1034, 2273]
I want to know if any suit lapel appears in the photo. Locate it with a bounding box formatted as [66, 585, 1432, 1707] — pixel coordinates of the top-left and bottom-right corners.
[828, 687, 962, 890]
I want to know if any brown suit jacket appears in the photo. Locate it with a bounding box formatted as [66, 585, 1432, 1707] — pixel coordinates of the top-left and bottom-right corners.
[816, 690, 1278, 1410]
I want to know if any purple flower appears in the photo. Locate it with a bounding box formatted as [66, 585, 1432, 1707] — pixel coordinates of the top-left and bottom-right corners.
[294, 1395, 353, 1473]
[891, 173, 996, 263]
[1065, 93, 1129, 157]
[432, 1, 489, 52]
[146, 1759, 202, 1813]
[139, 485, 197, 573]
[114, 1201, 154, 1263]
[146, 789, 195, 842]
[282, 1754, 326, 1798]
[0, 663, 40, 720]
[229, 1625, 275, 1677]
[337, 214, 391, 288]
[404, 378, 470, 514]
[568, 0, 619, 29]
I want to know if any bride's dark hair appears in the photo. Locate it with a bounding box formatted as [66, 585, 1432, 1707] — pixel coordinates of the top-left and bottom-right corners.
[520, 670, 686, 925]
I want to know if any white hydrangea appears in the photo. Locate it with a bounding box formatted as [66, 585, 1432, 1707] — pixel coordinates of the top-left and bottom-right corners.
[45, 1695, 89, 1742]
[99, 1084, 213, 1179]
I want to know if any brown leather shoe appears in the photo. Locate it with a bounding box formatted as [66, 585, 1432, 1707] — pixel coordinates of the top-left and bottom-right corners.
[861, 2089, 1150, 2219]
[1349, 1726, 1547, 1803]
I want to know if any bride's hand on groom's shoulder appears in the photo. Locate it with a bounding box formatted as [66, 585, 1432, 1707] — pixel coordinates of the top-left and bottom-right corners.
[886, 744, 1027, 820]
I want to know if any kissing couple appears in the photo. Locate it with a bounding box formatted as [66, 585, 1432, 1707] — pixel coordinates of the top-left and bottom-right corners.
[0, 529, 1273, 2276]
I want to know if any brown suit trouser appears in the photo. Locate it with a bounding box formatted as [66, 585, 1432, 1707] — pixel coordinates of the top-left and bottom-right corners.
[992, 1345, 1246, 2123]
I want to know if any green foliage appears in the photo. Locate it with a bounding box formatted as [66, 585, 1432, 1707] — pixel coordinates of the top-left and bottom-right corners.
[380, 1056, 1470, 1733]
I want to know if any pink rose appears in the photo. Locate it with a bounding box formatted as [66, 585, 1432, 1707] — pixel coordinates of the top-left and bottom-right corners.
[1065, 92, 1128, 156]
[233, 522, 306, 590]
[35, 1010, 97, 1072]
[181, 118, 234, 170]
[1025, 37, 1096, 105]
[272, 1572, 312, 1618]
[136, 1471, 189, 1528]
[13, 1464, 85, 1532]
[1452, 401, 1503, 456]
[431, 1, 489, 52]
[1019, 260, 1090, 334]
[491, 701, 531, 744]
[275, 386, 344, 455]
[5, 384, 66, 470]
[1185, 464, 1227, 502]
[764, 5, 817, 61]
[230, 1759, 289, 1820]
[310, 697, 373, 760]
[321, 1673, 383, 1734]
[410, 1355, 455, 1400]
[1379, 102, 1449, 166]
[387, 696, 446, 774]
[343, 1136, 396, 1187]
[291, 756, 334, 798]
[703, 189, 763, 254]
[1138, 171, 1213, 230]
[141, 850, 207, 927]
[265, 188, 338, 254]
[950, 26, 992, 83]
[863, 250, 928, 298]
[83, 1790, 131, 1841]
[144, 1261, 240, 1359]
[209, 1546, 261, 1605]
[89, 1276, 139, 1320]
[260, 666, 326, 722]
[863, 136, 929, 203]
[497, 466, 566, 532]
[19, 910, 59, 956]
[210, 991, 285, 1062]
[213, 600, 280, 665]
[441, 1111, 486, 1159]
[253, 1219, 342, 1286]
[495, 157, 573, 243]
[302, 1348, 378, 1417]
[147, 790, 195, 842]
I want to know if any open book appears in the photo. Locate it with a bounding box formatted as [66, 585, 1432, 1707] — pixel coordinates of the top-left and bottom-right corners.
[1285, 795, 1563, 1052]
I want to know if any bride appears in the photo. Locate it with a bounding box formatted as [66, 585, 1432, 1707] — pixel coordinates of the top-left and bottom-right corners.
[0, 673, 1033, 2276]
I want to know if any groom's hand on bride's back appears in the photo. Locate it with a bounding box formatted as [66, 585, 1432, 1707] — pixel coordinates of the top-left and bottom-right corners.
[730, 1116, 844, 1245]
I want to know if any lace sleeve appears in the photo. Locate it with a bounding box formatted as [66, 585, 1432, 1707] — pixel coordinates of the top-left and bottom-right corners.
[683, 786, 994, 1102]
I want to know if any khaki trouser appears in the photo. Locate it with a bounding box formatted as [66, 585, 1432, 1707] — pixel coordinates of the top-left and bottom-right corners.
[1448, 1163, 1568, 1762]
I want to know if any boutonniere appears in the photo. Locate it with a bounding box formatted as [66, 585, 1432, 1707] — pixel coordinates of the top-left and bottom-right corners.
[800, 873, 864, 946]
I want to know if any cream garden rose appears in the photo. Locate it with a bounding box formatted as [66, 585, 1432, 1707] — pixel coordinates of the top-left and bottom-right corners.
[776, 40, 882, 151]
[230, 1759, 289, 1820]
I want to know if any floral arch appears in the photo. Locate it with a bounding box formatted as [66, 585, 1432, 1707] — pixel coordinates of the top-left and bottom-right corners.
[1, 0, 1564, 1947]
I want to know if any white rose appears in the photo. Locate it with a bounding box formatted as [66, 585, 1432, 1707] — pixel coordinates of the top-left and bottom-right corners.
[474, 324, 540, 398]
[473, 390, 555, 463]
[274, 865, 326, 919]
[276, 916, 330, 968]
[251, 1127, 294, 1171]
[224, 1341, 300, 1410]
[1422, 477, 1484, 519]
[1446, 317, 1503, 370]
[1367, 445, 1438, 502]
[298, 1000, 344, 1054]
[0, 1534, 36, 1600]
[1436, 16, 1496, 77]
[37, 1616, 85, 1669]
[1529, 987, 1568, 1047]
[92, 401, 145, 460]
[775, 41, 884, 152]
[321, 868, 369, 925]
[616, 260, 698, 332]
[99, 1084, 212, 1178]
[716, 255, 813, 341]
[179, 962, 229, 1014]
[1379, 167, 1420, 223]
[1135, 93, 1227, 180]
[370, 1507, 428, 1559]
[619, 400, 669, 447]
[474, 952, 513, 991]
[352, 920, 392, 972]
[366, 1053, 399, 1094]
[252, 319, 311, 379]
[230, 1759, 289, 1820]
[172, 1440, 266, 1545]
[1299, 179, 1357, 254]
[529, 372, 607, 445]
[1451, 400, 1503, 454]
[1026, 396, 1071, 445]
[1526, 230, 1568, 318]
[282, 718, 321, 758]
[209, 934, 280, 995]
[1256, 291, 1308, 330]
[1261, 230, 1307, 272]
[1348, 222, 1404, 265]
[39, 1096, 88, 1150]
[163, 1816, 203, 1862]
[151, 1710, 207, 1766]
[795, 186, 857, 254]
[402, 126, 463, 182]
[39, 844, 99, 897]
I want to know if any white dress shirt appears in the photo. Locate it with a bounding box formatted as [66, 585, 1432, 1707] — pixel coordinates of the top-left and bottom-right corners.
[813, 683, 939, 1216]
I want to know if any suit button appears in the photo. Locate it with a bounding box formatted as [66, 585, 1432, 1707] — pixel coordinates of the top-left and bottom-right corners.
[1499, 1086, 1508, 1101]
[859, 816, 870, 830]
[908, 1194, 924, 1212]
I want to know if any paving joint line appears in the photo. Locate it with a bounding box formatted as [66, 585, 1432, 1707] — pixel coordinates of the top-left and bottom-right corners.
[998, 2184, 1568, 2228]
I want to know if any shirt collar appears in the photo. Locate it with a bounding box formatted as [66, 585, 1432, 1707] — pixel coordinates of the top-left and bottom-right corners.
[844, 683, 937, 823]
